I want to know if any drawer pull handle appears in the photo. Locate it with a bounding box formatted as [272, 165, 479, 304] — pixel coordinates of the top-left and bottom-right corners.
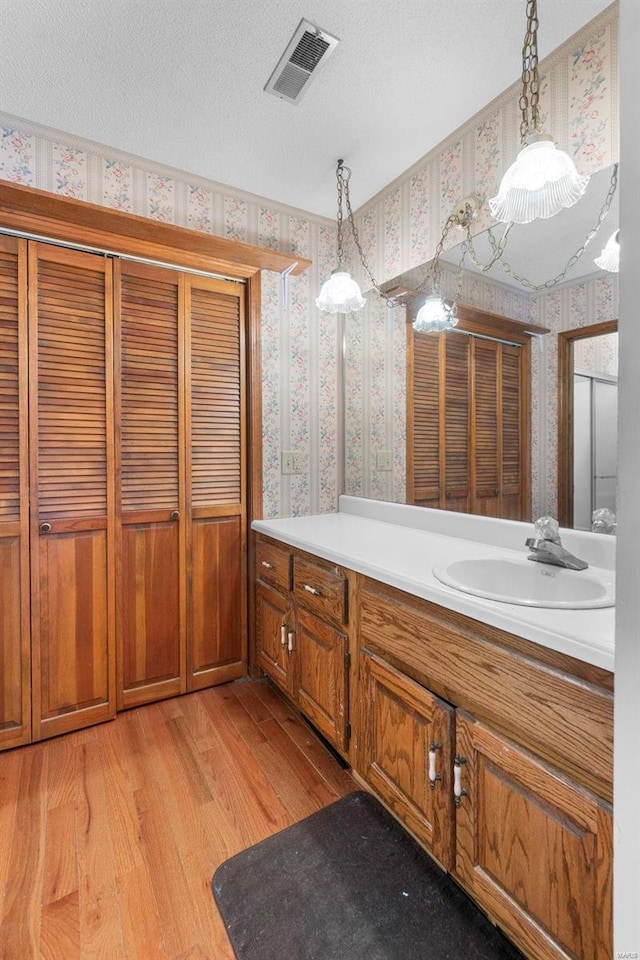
[428, 741, 442, 789]
[39, 521, 52, 534]
[303, 584, 322, 597]
[453, 755, 467, 806]
[280, 625, 288, 648]
[261, 560, 275, 570]
[287, 631, 294, 654]
[170, 510, 180, 520]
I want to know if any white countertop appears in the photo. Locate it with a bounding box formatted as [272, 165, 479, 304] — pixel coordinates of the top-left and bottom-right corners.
[252, 498, 615, 672]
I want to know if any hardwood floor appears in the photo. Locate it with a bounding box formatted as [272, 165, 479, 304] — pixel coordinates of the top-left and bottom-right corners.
[0, 679, 356, 960]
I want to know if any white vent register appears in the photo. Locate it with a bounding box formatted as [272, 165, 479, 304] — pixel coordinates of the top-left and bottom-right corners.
[264, 18, 339, 104]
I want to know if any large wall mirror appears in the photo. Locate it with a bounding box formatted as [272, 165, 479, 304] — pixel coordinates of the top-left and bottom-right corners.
[343, 164, 619, 528]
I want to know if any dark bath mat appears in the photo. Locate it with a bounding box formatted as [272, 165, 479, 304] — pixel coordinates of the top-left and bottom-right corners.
[212, 790, 525, 960]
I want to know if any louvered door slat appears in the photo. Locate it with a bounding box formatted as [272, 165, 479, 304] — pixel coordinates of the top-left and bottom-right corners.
[444, 333, 470, 510]
[502, 347, 522, 487]
[30, 243, 114, 741]
[190, 287, 242, 508]
[411, 332, 440, 505]
[36, 257, 108, 520]
[0, 237, 31, 749]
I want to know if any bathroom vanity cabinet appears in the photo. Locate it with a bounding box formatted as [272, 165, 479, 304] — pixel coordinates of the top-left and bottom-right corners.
[255, 535, 350, 754]
[254, 527, 613, 960]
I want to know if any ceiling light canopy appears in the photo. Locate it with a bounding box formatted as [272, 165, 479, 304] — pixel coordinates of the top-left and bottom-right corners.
[488, 0, 589, 225]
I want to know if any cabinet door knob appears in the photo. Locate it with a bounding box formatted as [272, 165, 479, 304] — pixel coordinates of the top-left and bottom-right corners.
[445, 490, 452, 499]
[428, 741, 442, 789]
[303, 584, 322, 597]
[280, 624, 288, 648]
[262, 560, 275, 570]
[453, 755, 468, 806]
[170, 510, 180, 520]
[39, 522, 52, 533]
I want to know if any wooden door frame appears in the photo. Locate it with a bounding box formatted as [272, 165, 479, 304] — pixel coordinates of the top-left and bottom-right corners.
[0, 181, 308, 678]
[557, 319, 618, 528]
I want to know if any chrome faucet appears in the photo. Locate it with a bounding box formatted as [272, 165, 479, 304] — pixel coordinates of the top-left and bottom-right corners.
[525, 516, 589, 571]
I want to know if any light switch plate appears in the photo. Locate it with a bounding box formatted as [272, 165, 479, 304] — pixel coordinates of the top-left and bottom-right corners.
[376, 451, 393, 472]
[282, 451, 304, 475]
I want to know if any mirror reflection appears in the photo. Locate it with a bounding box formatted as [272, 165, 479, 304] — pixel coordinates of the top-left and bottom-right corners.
[343, 165, 619, 529]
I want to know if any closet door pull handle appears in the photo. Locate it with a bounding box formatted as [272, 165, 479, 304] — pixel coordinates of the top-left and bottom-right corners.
[170, 510, 180, 520]
[39, 522, 52, 533]
[262, 560, 275, 570]
[303, 584, 322, 597]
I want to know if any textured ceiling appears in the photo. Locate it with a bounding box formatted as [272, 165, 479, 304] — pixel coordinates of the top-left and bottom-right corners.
[0, 0, 614, 217]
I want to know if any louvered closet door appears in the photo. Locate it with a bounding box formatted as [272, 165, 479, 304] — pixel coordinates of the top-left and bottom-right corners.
[115, 262, 185, 709]
[29, 243, 115, 741]
[186, 275, 246, 690]
[411, 332, 440, 508]
[501, 345, 525, 520]
[0, 237, 30, 749]
[472, 339, 500, 516]
[443, 333, 470, 512]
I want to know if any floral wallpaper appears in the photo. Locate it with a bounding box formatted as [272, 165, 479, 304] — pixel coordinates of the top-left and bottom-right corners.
[0, 4, 618, 523]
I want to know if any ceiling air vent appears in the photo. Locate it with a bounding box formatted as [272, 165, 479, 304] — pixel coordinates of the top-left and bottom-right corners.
[264, 19, 339, 105]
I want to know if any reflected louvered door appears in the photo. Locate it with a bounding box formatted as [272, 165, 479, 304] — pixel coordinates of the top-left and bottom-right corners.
[0, 237, 30, 749]
[186, 276, 246, 690]
[443, 333, 470, 511]
[472, 339, 500, 516]
[411, 332, 441, 508]
[29, 243, 115, 740]
[115, 262, 185, 709]
[501, 345, 526, 519]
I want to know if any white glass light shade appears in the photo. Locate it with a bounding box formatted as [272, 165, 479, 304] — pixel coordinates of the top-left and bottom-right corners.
[488, 138, 590, 224]
[594, 230, 620, 273]
[315, 270, 365, 314]
[413, 296, 458, 333]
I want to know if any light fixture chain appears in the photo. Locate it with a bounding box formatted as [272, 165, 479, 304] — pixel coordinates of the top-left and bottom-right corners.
[336, 161, 345, 268]
[339, 162, 385, 297]
[519, 0, 540, 142]
[476, 163, 618, 291]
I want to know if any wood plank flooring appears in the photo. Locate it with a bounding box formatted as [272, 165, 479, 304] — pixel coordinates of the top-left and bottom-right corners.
[0, 679, 357, 960]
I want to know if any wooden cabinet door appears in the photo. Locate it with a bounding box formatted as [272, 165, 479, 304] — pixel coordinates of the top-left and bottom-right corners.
[116, 262, 185, 709]
[256, 581, 293, 696]
[454, 711, 612, 960]
[359, 649, 455, 870]
[29, 244, 115, 740]
[295, 606, 349, 752]
[186, 277, 246, 690]
[0, 237, 31, 749]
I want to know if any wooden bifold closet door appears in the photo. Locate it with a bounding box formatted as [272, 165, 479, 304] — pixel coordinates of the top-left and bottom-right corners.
[29, 243, 116, 741]
[115, 261, 246, 709]
[0, 237, 30, 750]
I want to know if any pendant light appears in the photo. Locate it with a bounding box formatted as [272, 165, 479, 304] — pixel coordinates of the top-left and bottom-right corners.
[594, 229, 620, 273]
[488, 0, 589, 224]
[316, 160, 366, 314]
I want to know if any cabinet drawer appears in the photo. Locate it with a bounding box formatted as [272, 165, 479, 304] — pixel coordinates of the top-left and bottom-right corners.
[255, 537, 292, 592]
[293, 555, 347, 625]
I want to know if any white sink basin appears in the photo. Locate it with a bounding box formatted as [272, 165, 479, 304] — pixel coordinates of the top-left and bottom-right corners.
[432, 557, 615, 609]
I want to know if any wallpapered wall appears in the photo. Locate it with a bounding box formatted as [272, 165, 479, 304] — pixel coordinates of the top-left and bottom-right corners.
[0, 3, 618, 521]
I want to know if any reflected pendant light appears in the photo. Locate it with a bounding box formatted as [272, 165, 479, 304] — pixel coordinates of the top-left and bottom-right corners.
[594, 229, 620, 273]
[413, 295, 458, 333]
[316, 160, 366, 314]
[488, 0, 589, 224]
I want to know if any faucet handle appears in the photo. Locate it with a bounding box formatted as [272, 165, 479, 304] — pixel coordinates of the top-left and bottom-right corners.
[533, 516, 562, 545]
